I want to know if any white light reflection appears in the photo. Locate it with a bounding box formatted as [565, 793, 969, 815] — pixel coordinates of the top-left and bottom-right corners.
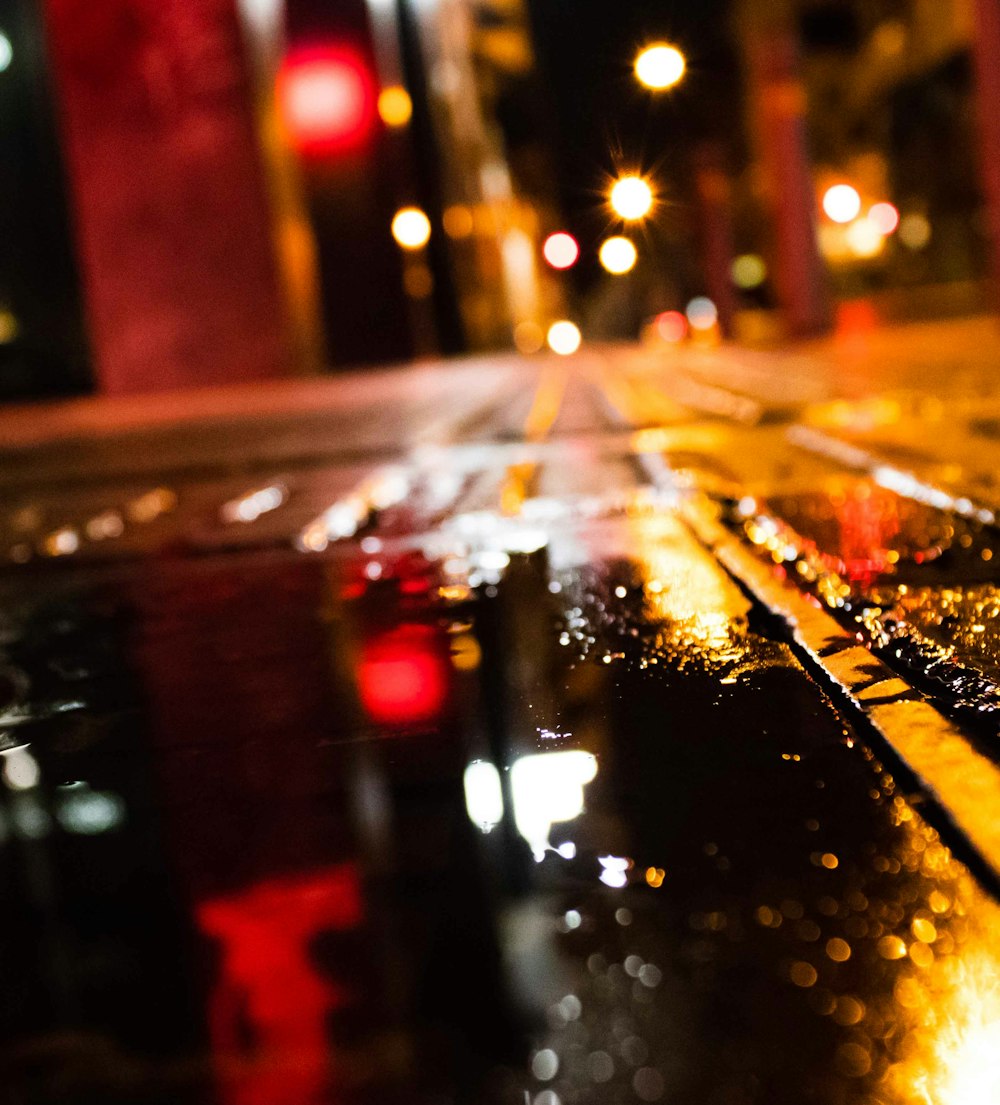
[221, 483, 287, 524]
[56, 784, 126, 835]
[297, 468, 410, 551]
[598, 854, 630, 888]
[463, 760, 504, 832]
[511, 750, 598, 861]
[1, 746, 39, 791]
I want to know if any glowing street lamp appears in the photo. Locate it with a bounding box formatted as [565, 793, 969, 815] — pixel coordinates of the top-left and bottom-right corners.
[610, 175, 654, 220]
[635, 43, 686, 90]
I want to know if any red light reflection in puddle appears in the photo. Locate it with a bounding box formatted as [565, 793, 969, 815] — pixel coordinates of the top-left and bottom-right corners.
[198, 865, 362, 1105]
[358, 623, 449, 726]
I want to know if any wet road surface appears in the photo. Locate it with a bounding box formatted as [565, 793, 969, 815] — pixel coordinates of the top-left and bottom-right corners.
[3, 323, 1000, 1104]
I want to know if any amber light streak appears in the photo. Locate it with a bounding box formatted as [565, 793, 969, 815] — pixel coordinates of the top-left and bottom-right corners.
[875, 809, 1000, 1105]
[500, 362, 568, 515]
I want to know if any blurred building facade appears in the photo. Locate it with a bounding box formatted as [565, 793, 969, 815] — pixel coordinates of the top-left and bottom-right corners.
[734, 0, 990, 332]
[0, 0, 557, 399]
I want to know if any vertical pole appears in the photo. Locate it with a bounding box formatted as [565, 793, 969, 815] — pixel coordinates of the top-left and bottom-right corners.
[743, 19, 831, 337]
[971, 0, 1000, 309]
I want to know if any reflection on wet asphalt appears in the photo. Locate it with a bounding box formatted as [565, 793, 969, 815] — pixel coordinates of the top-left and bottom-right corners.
[0, 489, 998, 1105]
[735, 477, 1000, 737]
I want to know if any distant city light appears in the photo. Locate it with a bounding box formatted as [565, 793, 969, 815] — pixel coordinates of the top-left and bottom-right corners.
[514, 319, 545, 353]
[656, 310, 688, 343]
[547, 320, 582, 356]
[391, 206, 431, 249]
[542, 231, 580, 269]
[869, 202, 900, 236]
[731, 253, 768, 289]
[634, 43, 685, 90]
[686, 296, 718, 331]
[899, 212, 932, 250]
[377, 85, 412, 127]
[443, 204, 474, 238]
[0, 33, 11, 74]
[610, 175, 654, 220]
[846, 217, 885, 258]
[599, 236, 638, 274]
[822, 184, 862, 224]
[277, 47, 375, 154]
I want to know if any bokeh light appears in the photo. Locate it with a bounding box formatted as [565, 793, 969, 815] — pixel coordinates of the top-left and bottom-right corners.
[634, 44, 685, 90]
[823, 184, 862, 224]
[542, 231, 580, 269]
[599, 236, 638, 274]
[656, 310, 688, 343]
[846, 216, 885, 258]
[278, 48, 375, 154]
[610, 175, 654, 220]
[732, 253, 768, 289]
[547, 320, 582, 355]
[377, 85, 412, 127]
[869, 201, 900, 236]
[358, 624, 448, 726]
[899, 212, 932, 250]
[0, 33, 12, 73]
[686, 296, 719, 331]
[391, 206, 431, 249]
[514, 320, 545, 353]
[443, 205, 474, 238]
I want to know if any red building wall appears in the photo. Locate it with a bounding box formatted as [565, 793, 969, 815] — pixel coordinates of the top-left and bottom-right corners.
[44, 0, 291, 393]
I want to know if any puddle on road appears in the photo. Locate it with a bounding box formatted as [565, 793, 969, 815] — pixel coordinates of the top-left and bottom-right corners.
[733, 477, 1000, 732]
[0, 501, 997, 1104]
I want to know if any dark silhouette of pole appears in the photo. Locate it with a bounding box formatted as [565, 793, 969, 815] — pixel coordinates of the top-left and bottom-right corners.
[741, 8, 831, 337]
[972, 0, 1000, 311]
[693, 144, 738, 339]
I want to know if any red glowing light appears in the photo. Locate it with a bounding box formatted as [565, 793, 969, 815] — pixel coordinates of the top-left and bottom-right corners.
[543, 232, 580, 270]
[869, 202, 900, 236]
[198, 866, 362, 1105]
[277, 47, 375, 155]
[656, 310, 688, 343]
[358, 623, 448, 726]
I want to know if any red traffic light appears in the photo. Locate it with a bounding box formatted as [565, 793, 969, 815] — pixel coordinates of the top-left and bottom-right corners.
[277, 45, 376, 156]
